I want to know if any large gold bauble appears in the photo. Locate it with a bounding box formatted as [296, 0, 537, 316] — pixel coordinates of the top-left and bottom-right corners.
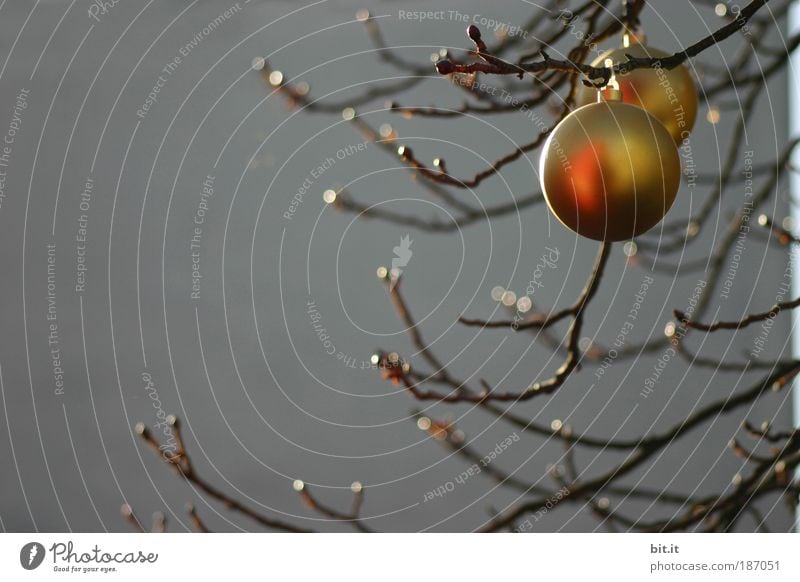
[539, 98, 681, 242]
[576, 43, 697, 144]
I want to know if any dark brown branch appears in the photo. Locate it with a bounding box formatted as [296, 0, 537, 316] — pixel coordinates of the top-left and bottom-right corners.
[705, 31, 800, 97]
[658, 441, 800, 532]
[135, 416, 313, 533]
[333, 188, 544, 232]
[151, 511, 166, 533]
[743, 420, 796, 443]
[391, 123, 560, 189]
[381, 277, 456, 387]
[295, 481, 373, 533]
[676, 295, 800, 332]
[381, 243, 610, 402]
[637, 82, 764, 251]
[460, 242, 610, 331]
[435, 0, 769, 83]
[142, 0, 799, 533]
[758, 213, 800, 246]
[481, 402, 643, 451]
[120, 504, 145, 533]
[357, 10, 433, 75]
[419, 411, 698, 507]
[676, 340, 791, 372]
[480, 360, 800, 531]
[186, 503, 210, 533]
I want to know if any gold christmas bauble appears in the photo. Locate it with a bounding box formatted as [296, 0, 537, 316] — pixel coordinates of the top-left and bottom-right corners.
[576, 41, 697, 144]
[540, 94, 681, 242]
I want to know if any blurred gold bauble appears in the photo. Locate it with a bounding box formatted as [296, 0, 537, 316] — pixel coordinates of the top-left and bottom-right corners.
[539, 93, 680, 242]
[576, 40, 697, 144]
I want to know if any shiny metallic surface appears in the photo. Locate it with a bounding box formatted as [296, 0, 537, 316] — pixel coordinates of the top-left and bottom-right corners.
[540, 101, 681, 241]
[577, 43, 698, 144]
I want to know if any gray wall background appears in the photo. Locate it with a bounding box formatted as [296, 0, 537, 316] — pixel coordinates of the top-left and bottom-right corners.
[0, 0, 795, 532]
